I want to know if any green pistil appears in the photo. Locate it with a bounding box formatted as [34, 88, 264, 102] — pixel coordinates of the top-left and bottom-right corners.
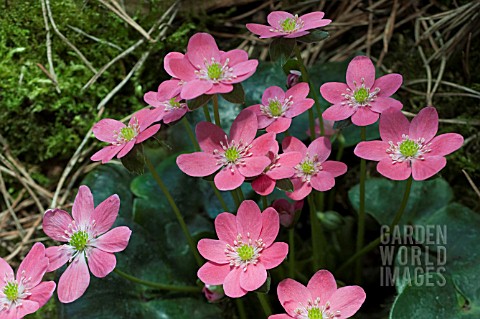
[3, 282, 19, 301]
[207, 63, 223, 80]
[269, 100, 283, 117]
[354, 87, 369, 103]
[308, 307, 323, 319]
[237, 245, 254, 261]
[120, 127, 136, 141]
[281, 18, 296, 32]
[399, 139, 419, 157]
[169, 98, 182, 108]
[70, 231, 89, 251]
[301, 160, 316, 175]
[224, 147, 240, 163]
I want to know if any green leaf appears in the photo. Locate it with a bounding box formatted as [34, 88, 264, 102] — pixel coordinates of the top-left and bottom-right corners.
[187, 94, 212, 110]
[221, 83, 245, 104]
[297, 30, 329, 43]
[276, 178, 294, 192]
[333, 119, 352, 130]
[269, 37, 296, 62]
[282, 58, 300, 75]
[120, 144, 146, 175]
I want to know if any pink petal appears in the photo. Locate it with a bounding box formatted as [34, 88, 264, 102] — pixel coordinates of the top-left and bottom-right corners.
[262, 86, 286, 105]
[215, 212, 238, 244]
[380, 108, 410, 142]
[346, 56, 376, 90]
[206, 83, 233, 95]
[259, 207, 280, 246]
[236, 200, 262, 240]
[300, 12, 330, 29]
[181, 80, 214, 100]
[143, 91, 162, 108]
[260, 242, 288, 269]
[409, 106, 438, 142]
[43, 209, 73, 242]
[320, 82, 348, 104]
[412, 156, 446, 181]
[429, 133, 464, 156]
[354, 141, 390, 161]
[322, 103, 355, 121]
[284, 30, 310, 38]
[164, 52, 184, 77]
[163, 108, 188, 124]
[92, 119, 125, 143]
[229, 110, 257, 144]
[45, 246, 73, 272]
[287, 178, 312, 200]
[328, 286, 366, 317]
[197, 262, 231, 285]
[223, 267, 247, 298]
[214, 168, 245, 191]
[377, 159, 411, 180]
[87, 248, 116, 278]
[282, 136, 307, 156]
[250, 132, 277, 156]
[308, 137, 332, 163]
[238, 156, 271, 178]
[58, 253, 90, 303]
[240, 263, 267, 291]
[230, 62, 258, 82]
[247, 104, 272, 129]
[370, 97, 403, 113]
[196, 121, 227, 153]
[197, 239, 228, 264]
[267, 11, 294, 29]
[17, 243, 48, 287]
[89, 194, 120, 235]
[177, 152, 221, 177]
[321, 160, 348, 177]
[374, 73, 403, 97]
[278, 278, 312, 317]
[266, 117, 292, 133]
[284, 100, 314, 118]
[351, 107, 379, 126]
[268, 152, 303, 180]
[221, 49, 248, 65]
[268, 314, 292, 319]
[168, 57, 196, 81]
[307, 270, 337, 304]
[157, 80, 181, 101]
[93, 226, 132, 252]
[131, 107, 158, 131]
[186, 33, 220, 68]
[0, 258, 14, 286]
[136, 124, 161, 143]
[310, 171, 335, 192]
[14, 299, 40, 318]
[246, 23, 276, 38]
[90, 145, 122, 164]
[252, 175, 276, 196]
[29, 281, 56, 308]
[117, 140, 135, 159]
[72, 185, 94, 227]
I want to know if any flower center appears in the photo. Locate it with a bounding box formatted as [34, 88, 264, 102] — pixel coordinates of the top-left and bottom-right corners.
[224, 147, 240, 163]
[386, 134, 431, 164]
[207, 63, 222, 80]
[308, 307, 323, 319]
[214, 137, 253, 172]
[281, 18, 297, 32]
[237, 244, 255, 261]
[399, 139, 419, 157]
[301, 160, 316, 175]
[260, 96, 293, 118]
[114, 119, 140, 146]
[341, 78, 380, 109]
[294, 299, 341, 319]
[273, 15, 304, 34]
[196, 58, 236, 83]
[295, 155, 322, 184]
[120, 127, 136, 141]
[69, 230, 89, 251]
[3, 282, 18, 301]
[353, 87, 368, 103]
[269, 100, 283, 116]
[169, 98, 182, 109]
[225, 233, 265, 271]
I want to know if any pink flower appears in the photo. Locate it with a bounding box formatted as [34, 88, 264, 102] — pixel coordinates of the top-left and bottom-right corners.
[269, 270, 366, 319]
[91, 108, 161, 164]
[306, 118, 338, 138]
[176, 110, 277, 191]
[197, 200, 288, 298]
[282, 136, 347, 200]
[287, 70, 301, 89]
[143, 80, 189, 124]
[43, 185, 132, 303]
[247, 83, 314, 133]
[271, 199, 304, 228]
[320, 56, 403, 126]
[202, 284, 224, 303]
[354, 107, 464, 180]
[165, 33, 258, 100]
[246, 11, 331, 39]
[0, 243, 56, 319]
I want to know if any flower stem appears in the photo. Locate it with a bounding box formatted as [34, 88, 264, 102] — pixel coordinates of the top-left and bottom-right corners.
[307, 195, 325, 270]
[338, 177, 413, 273]
[355, 126, 367, 283]
[114, 268, 201, 292]
[294, 45, 325, 137]
[288, 228, 295, 279]
[203, 105, 212, 123]
[210, 182, 229, 212]
[212, 94, 221, 127]
[231, 190, 240, 209]
[145, 156, 203, 267]
[236, 299, 247, 319]
[256, 293, 272, 317]
[236, 187, 245, 201]
[262, 196, 268, 210]
[181, 117, 199, 151]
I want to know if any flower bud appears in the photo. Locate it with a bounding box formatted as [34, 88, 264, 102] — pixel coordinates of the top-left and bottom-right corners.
[286, 70, 301, 89]
[317, 210, 344, 231]
[202, 284, 224, 303]
[272, 199, 304, 228]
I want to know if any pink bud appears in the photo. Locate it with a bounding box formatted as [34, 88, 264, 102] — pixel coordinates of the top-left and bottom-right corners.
[202, 284, 224, 303]
[272, 199, 304, 228]
[286, 70, 301, 89]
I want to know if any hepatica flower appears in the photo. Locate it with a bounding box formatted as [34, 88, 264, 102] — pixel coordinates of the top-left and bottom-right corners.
[197, 200, 288, 298]
[271, 199, 304, 228]
[247, 83, 314, 133]
[165, 33, 258, 100]
[91, 108, 161, 164]
[177, 110, 277, 191]
[306, 119, 338, 138]
[247, 11, 331, 39]
[143, 80, 188, 124]
[43, 185, 132, 303]
[0, 243, 55, 319]
[354, 107, 463, 180]
[282, 136, 347, 200]
[269, 270, 366, 319]
[321, 56, 403, 126]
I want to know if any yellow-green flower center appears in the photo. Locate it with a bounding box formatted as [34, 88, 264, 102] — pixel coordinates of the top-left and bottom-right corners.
[301, 160, 316, 175]
[269, 100, 283, 117]
[399, 139, 419, 157]
[207, 63, 223, 80]
[224, 147, 240, 163]
[354, 87, 369, 103]
[281, 18, 296, 32]
[308, 307, 323, 319]
[237, 244, 255, 261]
[3, 282, 18, 301]
[169, 98, 182, 108]
[120, 127, 136, 141]
[70, 230, 89, 251]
